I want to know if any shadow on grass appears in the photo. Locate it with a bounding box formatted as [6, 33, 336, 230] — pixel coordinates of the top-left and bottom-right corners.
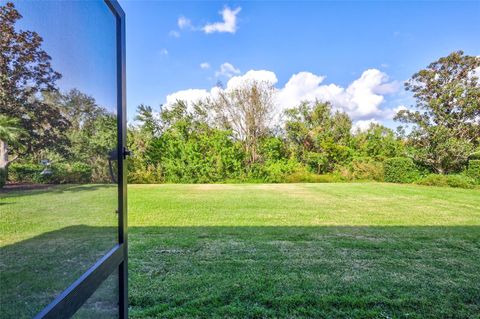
[0, 184, 115, 198]
[1, 225, 479, 319]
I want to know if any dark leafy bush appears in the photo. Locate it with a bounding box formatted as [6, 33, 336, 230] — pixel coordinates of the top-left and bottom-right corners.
[416, 174, 475, 189]
[69, 163, 93, 183]
[8, 163, 43, 183]
[465, 160, 480, 184]
[0, 168, 6, 188]
[43, 163, 92, 184]
[8, 162, 92, 184]
[384, 157, 420, 183]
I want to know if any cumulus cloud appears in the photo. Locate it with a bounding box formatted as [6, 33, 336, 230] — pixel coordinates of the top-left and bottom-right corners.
[162, 68, 403, 124]
[352, 119, 379, 132]
[200, 62, 211, 69]
[226, 70, 278, 89]
[178, 16, 192, 30]
[277, 69, 400, 120]
[215, 62, 241, 78]
[203, 7, 241, 34]
[165, 89, 211, 106]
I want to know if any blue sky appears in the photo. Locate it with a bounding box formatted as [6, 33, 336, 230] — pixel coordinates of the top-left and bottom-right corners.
[119, 0, 480, 129]
[10, 0, 480, 129]
[10, 0, 118, 113]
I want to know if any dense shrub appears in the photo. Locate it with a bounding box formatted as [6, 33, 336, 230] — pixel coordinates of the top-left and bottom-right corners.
[384, 157, 420, 183]
[416, 174, 475, 189]
[8, 162, 92, 184]
[285, 167, 342, 183]
[68, 163, 93, 183]
[340, 157, 384, 181]
[128, 163, 163, 184]
[8, 163, 43, 183]
[257, 160, 299, 183]
[0, 168, 6, 188]
[465, 160, 480, 184]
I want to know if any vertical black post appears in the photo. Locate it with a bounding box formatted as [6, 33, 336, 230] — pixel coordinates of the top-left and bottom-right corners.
[106, 0, 128, 318]
[116, 4, 128, 319]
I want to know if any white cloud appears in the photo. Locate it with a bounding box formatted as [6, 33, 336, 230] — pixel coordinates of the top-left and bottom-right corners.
[162, 68, 403, 125]
[352, 119, 379, 133]
[277, 69, 400, 120]
[200, 62, 211, 69]
[178, 16, 192, 30]
[160, 48, 168, 56]
[165, 89, 211, 106]
[215, 62, 241, 78]
[226, 70, 278, 89]
[203, 7, 241, 34]
[169, 30, 180, 38]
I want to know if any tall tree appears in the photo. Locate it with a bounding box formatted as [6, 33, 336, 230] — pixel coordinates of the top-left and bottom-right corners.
[0, 2, 70, 162]
[285, 101, 353, 173]
[352, 123, 404, 161]
[395, 51, 480, 173]
[211, 80, 276, 164]
[135, 104, 160, 136]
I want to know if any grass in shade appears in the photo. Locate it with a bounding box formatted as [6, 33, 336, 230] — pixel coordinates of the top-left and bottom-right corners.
[1, 183, 479, 318]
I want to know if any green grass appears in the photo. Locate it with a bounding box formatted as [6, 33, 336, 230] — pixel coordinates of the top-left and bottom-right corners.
[1, 183, 480, 318]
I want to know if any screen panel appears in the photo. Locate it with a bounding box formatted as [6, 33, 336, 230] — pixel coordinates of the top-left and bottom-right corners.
[72, 269, 119, 319]
[0, 1, 121, 318]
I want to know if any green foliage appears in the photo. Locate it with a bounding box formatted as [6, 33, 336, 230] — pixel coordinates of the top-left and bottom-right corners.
[416, 174, 476, 189]
[0, 3, 70, 158]
[395, 51, 480, 173]
[469, 151, 480, 160]
[8, 162, 92, 184]
[128, 162, 163, 184]
[384, 157, 420, 183]
[285, 101, 353, 173]
[465, 160, 480, 184]
[138, 101, 245, 183]
[352, 123, 404, 161]
[3, 16, 476, 188]
[249, 159, 300, 183]
[8, 163, 43, 183]
[341, 157, 384, 181]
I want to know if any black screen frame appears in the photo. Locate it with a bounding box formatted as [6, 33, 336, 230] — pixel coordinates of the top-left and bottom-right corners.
[33, 1, 128, 318]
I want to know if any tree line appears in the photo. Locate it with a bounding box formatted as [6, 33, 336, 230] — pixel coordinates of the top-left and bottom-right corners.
[126, 51, 479, 186]
[1, 2, 479, 188]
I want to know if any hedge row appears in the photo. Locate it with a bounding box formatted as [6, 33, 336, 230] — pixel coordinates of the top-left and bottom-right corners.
[466, 160, 480, 184]
[383, 157, 420, 183]
[8, 162, 92, 184]
[4, 158, 479, 189]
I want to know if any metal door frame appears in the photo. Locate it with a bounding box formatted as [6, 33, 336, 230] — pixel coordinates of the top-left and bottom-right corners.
[34, 1, 127, 318]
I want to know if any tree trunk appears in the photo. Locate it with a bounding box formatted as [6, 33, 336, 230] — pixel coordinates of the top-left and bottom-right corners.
[0, 140, 8, 187]
[0, 139, 8, 170]
[0, 139, 18, 186]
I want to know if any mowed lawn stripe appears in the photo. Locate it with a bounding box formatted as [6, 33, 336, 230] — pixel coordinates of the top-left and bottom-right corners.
[127, 183, 480, 318]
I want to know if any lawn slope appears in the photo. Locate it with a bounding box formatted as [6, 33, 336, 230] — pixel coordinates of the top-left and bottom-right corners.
[128, 183, 480, 318]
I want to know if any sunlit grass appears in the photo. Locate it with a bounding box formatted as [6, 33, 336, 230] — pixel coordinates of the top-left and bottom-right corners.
[1, 183, 479, 318]
[128, 183, 480, 318]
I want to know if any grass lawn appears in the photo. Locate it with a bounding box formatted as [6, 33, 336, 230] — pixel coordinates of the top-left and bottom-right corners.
[1, 183, 480, 318]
